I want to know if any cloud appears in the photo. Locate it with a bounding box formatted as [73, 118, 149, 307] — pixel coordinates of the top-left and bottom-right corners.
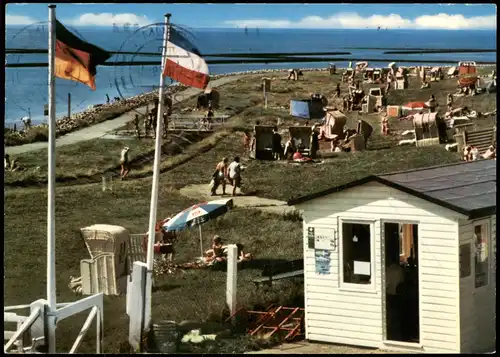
[224, 12, 496, 30]
[67, 13, 151, 26]
[414, 13, 497, 30]
[5, 14, 37, 25]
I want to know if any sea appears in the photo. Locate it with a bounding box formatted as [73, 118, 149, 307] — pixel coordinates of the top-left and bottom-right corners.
[4, 26, 496, 126]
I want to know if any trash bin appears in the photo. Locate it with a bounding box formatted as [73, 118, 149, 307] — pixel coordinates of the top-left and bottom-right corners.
[151, 321, 179, 353]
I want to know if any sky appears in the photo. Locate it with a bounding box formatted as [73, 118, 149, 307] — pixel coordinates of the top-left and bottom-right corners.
[5, 3, 497, 30]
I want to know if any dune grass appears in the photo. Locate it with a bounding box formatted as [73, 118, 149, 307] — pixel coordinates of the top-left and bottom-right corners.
[3, 69, 495, 353]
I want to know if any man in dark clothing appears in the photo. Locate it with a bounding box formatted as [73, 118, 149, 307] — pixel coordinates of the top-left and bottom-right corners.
[133, 114, 141, 139]
[272, 127, 282, 160]
[309, 125, 320, 159]
[334, 83, 341, 98]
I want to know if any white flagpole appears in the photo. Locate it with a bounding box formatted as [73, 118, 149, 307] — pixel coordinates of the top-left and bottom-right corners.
[144, 13, 171, 329]
[47, 4, 57, 353]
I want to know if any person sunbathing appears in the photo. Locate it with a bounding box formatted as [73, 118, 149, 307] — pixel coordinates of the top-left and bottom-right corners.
[236, 243, 253, 262]
[204, 235, 226, 263]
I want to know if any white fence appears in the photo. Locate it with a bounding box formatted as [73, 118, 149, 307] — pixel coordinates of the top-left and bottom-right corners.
[4, 294, 103, 354]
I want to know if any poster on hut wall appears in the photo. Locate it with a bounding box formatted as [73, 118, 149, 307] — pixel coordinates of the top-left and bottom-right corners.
[315, 228, 337, 251]
[315, 249, 331, 275]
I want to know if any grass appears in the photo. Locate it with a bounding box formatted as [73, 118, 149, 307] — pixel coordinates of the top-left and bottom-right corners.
[4, 132, 212, 186]
[3, 68, 496, 353]
[4, 180, 302, 353]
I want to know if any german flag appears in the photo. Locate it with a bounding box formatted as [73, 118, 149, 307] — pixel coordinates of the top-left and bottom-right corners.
[55, 20, 111, 90]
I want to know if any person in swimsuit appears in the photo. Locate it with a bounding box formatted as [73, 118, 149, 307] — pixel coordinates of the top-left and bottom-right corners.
[243, 131, 251, 155]
[211, 157, 228, 196]
[120, 147, 130, 180]
[204, 235, 226, 263]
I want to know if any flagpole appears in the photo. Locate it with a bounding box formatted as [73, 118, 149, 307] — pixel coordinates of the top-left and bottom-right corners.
[47, 4, 57, 353]
[144, 13, 171, 329]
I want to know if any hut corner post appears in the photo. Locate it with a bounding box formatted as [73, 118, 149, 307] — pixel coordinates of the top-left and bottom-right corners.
[226, 244, 238, 322]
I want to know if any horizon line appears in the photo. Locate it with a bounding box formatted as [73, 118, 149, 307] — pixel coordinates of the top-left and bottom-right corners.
[5, 24, 497, 31]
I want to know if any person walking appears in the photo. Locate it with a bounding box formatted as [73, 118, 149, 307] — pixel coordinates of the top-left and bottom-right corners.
[133, 114, 141, 139]
[120, 147, 130, 180]
[211, 157, 228, 196]
[228, 156, 244, 196]
[334, 83, 341, 98]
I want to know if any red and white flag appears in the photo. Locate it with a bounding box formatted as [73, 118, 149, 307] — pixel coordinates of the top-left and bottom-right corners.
[162, 41, 210, 90]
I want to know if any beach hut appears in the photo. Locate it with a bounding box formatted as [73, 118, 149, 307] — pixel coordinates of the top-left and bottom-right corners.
[458, 61, 478, 88]
[318, 109, 347, 141]
[290, 97, 326, 120]
[413, 112, 446, 147]
[250, 125, 275, 160]
[287, 160, 496, 353]
[79, 224, 130, 296]
[289, 126, 312, 153]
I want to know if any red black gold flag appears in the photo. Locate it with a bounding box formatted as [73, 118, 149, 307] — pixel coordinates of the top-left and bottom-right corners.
[55, 20, 111, 90]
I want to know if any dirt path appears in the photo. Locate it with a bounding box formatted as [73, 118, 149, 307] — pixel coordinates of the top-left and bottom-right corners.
[179, 183, 295, 215]
[5, 76, 242, 156]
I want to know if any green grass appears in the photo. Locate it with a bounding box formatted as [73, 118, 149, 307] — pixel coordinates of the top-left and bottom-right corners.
[3, 69, 495, 353]
[4, 180, 302, 353]
[4, 132, 212, 186]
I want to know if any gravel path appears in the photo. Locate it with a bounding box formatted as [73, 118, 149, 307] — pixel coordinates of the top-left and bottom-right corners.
[5, 76, 242, 156]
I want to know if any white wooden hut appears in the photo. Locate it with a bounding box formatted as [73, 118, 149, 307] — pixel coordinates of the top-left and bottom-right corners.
[287, 160, 496, 353]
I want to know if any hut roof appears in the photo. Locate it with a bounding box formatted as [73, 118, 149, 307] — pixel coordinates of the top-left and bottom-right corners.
[287, 160, 496, 219]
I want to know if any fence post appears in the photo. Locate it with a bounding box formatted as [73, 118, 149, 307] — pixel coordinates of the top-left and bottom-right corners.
[30, 299, 47, 351]
[226, 244, 238, 321]
[128, 261, 148, 352]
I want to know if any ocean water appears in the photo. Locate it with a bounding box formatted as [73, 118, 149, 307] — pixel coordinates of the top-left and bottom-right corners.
[5, 26, 496, 125]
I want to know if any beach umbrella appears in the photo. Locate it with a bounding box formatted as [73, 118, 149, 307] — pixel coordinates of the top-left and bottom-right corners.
[162, 198, 233, 257]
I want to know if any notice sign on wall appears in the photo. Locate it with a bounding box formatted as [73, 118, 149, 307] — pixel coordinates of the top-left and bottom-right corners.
[315, 249, 331, 275]
[307, 226, 337, 251]
[315, 230, 337, 251]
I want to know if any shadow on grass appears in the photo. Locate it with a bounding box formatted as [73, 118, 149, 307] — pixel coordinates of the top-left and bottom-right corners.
[152, 283, 183, 293]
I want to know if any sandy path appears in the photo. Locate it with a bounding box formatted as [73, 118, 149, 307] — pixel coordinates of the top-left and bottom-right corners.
[179, 183, 296, 215]
[5, 76, 242, 156]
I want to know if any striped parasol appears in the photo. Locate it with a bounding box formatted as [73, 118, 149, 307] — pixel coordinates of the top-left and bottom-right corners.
[162, 198, 233, 257]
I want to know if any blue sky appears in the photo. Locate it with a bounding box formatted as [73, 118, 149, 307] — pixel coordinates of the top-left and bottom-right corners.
[6, 3, 497, 30]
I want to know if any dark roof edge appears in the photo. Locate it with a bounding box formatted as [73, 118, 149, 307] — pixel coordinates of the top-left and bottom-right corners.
[287, 175, 482, 218]
[468, 206, 497, 220]
[379, 159, 494, 178]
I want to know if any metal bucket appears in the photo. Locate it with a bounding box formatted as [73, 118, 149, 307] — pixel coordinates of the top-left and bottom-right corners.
[151, 321, 179, 353]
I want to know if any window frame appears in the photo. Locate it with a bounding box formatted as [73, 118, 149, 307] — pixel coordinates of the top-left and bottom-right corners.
[339, 218, 376, 292]
[472, 219, 491, 289]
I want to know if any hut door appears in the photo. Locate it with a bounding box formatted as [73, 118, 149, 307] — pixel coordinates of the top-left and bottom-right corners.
[382, 222, 420, 344]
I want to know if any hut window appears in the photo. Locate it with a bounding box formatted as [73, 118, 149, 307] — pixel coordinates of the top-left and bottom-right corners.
[342, 222, 372, 285]
[474, 223, 489, 288]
